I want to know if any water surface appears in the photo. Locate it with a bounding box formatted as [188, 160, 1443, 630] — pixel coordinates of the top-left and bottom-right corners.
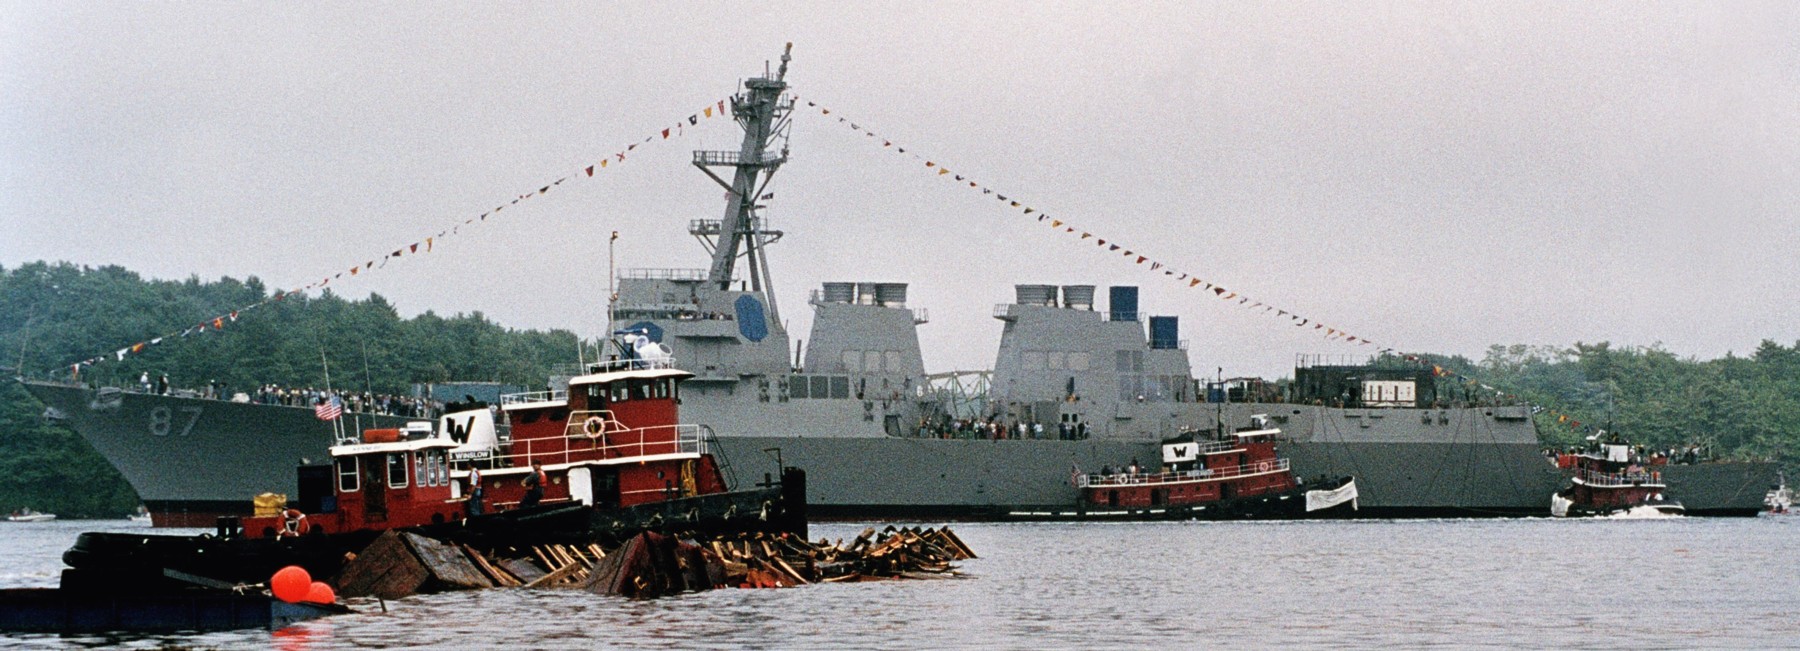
[2, 517, 1796, 649]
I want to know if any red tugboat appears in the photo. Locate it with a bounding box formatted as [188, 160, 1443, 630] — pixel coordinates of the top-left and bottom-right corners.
[1550, 431, 1683, 517]
[62, 338, 805, 585]
[1048, 416, 1357, 520]
[233, 340, 738, 539]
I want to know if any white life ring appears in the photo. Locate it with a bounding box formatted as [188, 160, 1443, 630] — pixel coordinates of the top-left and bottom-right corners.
[280, 508, 308, 537]
[582, 416, 606, 439]
[1257, 461, 1271, 473]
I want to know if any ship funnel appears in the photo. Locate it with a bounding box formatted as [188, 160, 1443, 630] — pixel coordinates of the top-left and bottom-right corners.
[874, 283, 908, 307]
[1015, 284, 1058, 307]
[1109, 286, 1139, 322]
[444, 408, 500, 457]
[821, 282, 855, 304]
[1150, 316, 1179, 349]
[855, 282, 879, 305]
[1061, 285, 1095, 310]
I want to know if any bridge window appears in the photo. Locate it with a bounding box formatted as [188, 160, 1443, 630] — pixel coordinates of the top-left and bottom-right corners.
[611, 382, 630, 403]
[653, 379, 671, 399]
[387, 453, 408, 489]
[414, 452, 426, 487]
[337, 457, 359, 492]
[633, 379, 654, 400]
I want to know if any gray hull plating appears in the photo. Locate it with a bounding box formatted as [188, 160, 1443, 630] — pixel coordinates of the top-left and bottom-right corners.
[24, 381, 1772, 518]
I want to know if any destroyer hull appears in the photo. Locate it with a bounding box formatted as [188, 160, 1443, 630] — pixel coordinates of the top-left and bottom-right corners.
[22, 381, 1775, 521]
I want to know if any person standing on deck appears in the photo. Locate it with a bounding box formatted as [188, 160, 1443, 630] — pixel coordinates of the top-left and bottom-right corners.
[466, 466, 485, 517]
[520, 461, 546, 508]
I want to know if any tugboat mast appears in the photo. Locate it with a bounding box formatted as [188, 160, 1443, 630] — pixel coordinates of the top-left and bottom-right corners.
[692, 43, 794, 326]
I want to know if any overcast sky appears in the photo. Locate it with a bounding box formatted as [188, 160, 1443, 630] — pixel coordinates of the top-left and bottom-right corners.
[4, 2, 1797, 378]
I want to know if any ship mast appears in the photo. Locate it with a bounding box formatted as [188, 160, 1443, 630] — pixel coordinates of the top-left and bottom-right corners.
[692, 43, 794, 326]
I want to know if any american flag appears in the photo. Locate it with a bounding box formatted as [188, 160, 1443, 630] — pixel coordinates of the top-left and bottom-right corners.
[314, 395, 342, 421]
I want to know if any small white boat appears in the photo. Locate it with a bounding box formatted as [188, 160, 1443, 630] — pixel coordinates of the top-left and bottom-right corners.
[6, 508, 57, 523]
[127, 506, 152, 523]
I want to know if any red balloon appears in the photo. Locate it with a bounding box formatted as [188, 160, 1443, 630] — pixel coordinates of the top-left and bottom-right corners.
[271, 565, 311, 603]
[304, 581, 335, 604]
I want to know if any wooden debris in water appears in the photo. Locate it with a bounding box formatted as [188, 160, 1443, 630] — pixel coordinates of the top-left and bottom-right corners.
[332, 526, 976, 600]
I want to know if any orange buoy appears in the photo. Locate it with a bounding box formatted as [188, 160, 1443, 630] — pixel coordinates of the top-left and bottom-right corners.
[271, 565, 311, 603]
[304, 581, 336, 604]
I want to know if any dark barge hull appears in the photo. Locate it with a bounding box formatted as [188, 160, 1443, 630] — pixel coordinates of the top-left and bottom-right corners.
[63, 470, 806, 585]
[0, 587, 344, 633]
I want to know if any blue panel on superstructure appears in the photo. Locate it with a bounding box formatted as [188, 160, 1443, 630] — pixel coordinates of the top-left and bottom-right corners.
[734, 295, 768, 342]
[1109, 286, 1139, 322]
[1149, 316, 1179, 350]
[623, 321, 664, 343]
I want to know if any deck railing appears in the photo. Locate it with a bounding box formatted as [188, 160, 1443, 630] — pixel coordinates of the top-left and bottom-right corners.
[1574, 468, 1663, 487]
[1079, 458, 1289, 488]
[480, 419, 709, 469]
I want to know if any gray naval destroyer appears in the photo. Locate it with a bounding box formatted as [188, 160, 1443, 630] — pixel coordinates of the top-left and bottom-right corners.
[18, 49, 1776, 524]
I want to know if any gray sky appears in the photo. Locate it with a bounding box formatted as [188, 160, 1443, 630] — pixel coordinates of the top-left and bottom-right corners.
[4, 2, 1797, 378]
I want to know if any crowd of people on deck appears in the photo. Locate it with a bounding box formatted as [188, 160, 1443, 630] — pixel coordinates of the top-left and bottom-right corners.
[123, 371, 445, 418]
[1543, 442, 1716, 467]
[915, 415, 1089, 441]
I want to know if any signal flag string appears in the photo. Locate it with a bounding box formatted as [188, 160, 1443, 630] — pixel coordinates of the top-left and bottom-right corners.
[794, 96, 1622, 436]
[792, 95, 1379, 349]
[53, 98, 735, 379]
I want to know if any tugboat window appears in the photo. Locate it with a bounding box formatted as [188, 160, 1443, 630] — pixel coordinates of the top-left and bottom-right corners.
[653, 379, 671, 399]
[611, 382, 630, 403]
[415, 452, 426, 487]
[337, 457, 359, 492]
[387, 453, 408, 488]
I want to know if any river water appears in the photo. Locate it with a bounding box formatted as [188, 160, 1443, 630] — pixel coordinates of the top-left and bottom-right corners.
[2, 517, 1797, 650]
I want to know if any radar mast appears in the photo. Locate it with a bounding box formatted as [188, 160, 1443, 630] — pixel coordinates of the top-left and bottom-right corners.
[691, 43, 793, 326]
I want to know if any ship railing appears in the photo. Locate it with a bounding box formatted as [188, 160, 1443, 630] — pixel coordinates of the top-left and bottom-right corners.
[1190, 439, 1242, 455]
[1080, 458, 1289, 488]
[693, 149, 785, 167]
[500, 389, 567, 406]
[621, 268, 712, 281]
[1575, 468, 1663, 487]
[689, 217, 774, 235]
[488, 420, 709, 469]
[579, 357, 679, 375]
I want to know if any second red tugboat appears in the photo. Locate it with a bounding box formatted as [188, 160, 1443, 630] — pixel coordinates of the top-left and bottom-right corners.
[1021, 415, 1357, 520]
[1550, 431, 1683, 518]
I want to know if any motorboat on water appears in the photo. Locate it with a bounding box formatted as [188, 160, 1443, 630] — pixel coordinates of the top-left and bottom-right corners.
[6, 508, 56, 522]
